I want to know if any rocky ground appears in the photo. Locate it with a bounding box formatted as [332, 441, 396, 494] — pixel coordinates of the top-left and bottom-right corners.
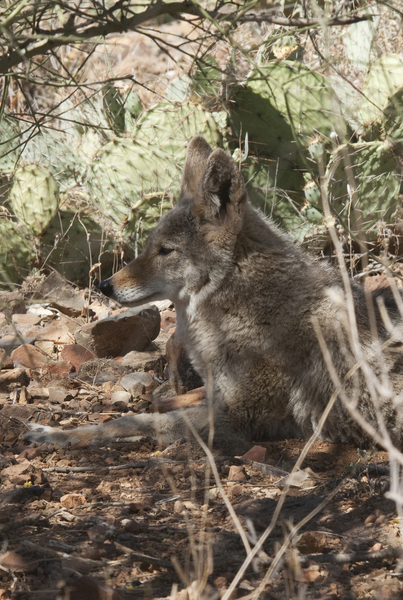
[0, 274, 402, 600]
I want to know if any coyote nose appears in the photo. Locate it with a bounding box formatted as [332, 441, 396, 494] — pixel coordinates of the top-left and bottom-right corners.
[98, 279, 114, 297]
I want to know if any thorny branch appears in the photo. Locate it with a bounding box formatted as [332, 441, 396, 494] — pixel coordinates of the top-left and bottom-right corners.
[0, 0, 374, 76]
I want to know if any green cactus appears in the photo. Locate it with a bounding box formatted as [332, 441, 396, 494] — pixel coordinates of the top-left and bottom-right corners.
[41, 209, 124, 285]
[359, 54, 403, 126]
[0, 115, 21, 174]
[326, 141, 400, 237]
[22, 129, 91, 192]
[124, 90, 143, 131]
[245, 61, 337, 143]
[383, 87, 403, 154]
[103, 84, 126, 136]
[87, 102, 222, 240]
[8, 165, 59, 236]
[0, 216, 34, 289]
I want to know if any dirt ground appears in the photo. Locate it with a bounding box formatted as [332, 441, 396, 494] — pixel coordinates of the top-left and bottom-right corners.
[0, 409, 401, 599]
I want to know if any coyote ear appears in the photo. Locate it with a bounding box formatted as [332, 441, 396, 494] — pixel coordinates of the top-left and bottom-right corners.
[197, 149, 247, 231]
[181, 136, 213, 198]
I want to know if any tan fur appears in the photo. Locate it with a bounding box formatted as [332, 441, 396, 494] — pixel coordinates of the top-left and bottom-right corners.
[25, 137, 403, 454]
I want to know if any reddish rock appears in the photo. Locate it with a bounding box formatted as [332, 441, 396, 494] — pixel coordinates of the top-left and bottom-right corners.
[75, 305, 161, 358]
[242, 445, 267, 463]
[45, 361, 75, 378]
[61, 344, 96, 371]
[11, 345, 52, 369]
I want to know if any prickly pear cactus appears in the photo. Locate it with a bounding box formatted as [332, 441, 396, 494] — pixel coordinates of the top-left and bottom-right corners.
[0, 217, 34, 289]
[244, 61, 337, 143]
[41, 210, 123, 285]
[383, 87, 403, 154]
[9, 165, 59, 236]
[88, 102, 222, 239]
[359, 55, 403, 126]
[133, 101, 221, 162]
[0, 115, 21, 174]
[22, 129, 90, 192]
[103, 84, 126, 136]
[326, 141, 400, 236]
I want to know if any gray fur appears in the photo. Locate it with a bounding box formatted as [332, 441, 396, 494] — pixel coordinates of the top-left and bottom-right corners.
[25, 137, 403, 454]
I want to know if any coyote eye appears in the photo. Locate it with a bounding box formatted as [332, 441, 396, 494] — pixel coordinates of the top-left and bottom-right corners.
[158, 246, 174, 256]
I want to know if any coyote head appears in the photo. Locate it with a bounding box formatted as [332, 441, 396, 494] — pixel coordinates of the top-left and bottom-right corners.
[98, 136, 248, 306]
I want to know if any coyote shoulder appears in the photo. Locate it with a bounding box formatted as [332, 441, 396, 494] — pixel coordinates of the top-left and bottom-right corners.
[26, 136, 403, 453]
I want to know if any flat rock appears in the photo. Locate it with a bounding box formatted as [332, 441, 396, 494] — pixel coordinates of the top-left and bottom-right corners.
[12, 313, 41, 326]
[61, 344, 96, 371]
[0, 367, 30, 392]
[11, 345, 53, 369]
[33, 271, 85, 317]
[121, 372, 154, 393]
[36, 320, 77, 344]
[75, 305, 161, 358]
[242, 445, 267, 463]
[110, 390, 132, 404]
[121, 349, 166, 375]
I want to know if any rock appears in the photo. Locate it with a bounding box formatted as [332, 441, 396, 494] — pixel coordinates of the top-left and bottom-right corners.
[67, 575, 123, 600]
[0, 367, 29, 392]
[121, 372, 155, 393]
[228, 465, 247, 481]
[0, 292, 26, 316]
[75, 305, 160, 358]
[242, 445, 267, 463]
[34, 340, 55, 356]
[48, 386, 74, 404]
[46, 361, 74, 378]
[61, 344, 96, 371]
[0, 551, 39, 573]
[0, 349, 13, 369]
[151, 386, 206, 413]
[11, 344, 53, 369]
[166, 331, 203, 393]
[227, 484, 244, 497]
[121, 349, 166, 375]
[26, 381, 49, 400]
[110, 390, 132, 404]
[60, 493, 86, 509]
[33, 271, 85, 317]
[0, 335, 36, 349]
[36, 318, 77, 344]
[297, 531, 327, 554]
[11, 313, 40, 326]
[161, 309, 176, 331]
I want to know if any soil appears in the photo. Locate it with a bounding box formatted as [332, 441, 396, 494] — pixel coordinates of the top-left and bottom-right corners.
[0, 340, 402, 599]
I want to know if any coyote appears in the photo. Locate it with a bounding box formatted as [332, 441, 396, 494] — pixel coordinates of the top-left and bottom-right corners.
[26, 136, 403, 453]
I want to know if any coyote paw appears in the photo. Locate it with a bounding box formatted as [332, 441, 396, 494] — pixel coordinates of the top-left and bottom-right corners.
[24, 423, 73, 446]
